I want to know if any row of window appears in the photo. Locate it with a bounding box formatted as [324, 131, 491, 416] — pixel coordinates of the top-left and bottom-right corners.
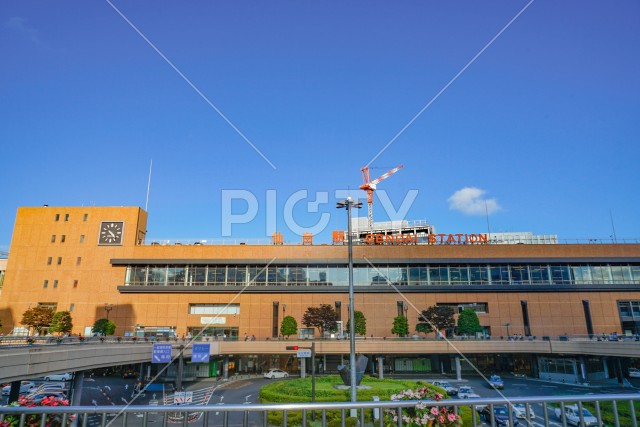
[43, 279, 78, 289]
[123, 263, 640, 287]
[50, 235, 85, 244]
[618, 301, 640, 319]
[54, 213, 89, 222]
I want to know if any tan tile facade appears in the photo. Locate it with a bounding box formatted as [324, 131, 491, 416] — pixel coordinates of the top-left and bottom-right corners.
[1, 206, 639, 340]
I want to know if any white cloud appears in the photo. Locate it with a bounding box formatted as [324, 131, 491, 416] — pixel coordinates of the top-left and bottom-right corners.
[448, 187, 501, 215]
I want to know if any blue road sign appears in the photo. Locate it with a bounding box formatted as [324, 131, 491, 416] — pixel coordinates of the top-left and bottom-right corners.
[192, 343, 210, 363]
[152, 344, 172, 363]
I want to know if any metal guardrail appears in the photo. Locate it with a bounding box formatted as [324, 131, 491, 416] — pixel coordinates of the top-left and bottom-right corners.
[1, 394, 639, 427]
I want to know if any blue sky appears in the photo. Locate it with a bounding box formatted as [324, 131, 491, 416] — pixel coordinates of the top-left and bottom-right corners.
[1, 0, 639, 250]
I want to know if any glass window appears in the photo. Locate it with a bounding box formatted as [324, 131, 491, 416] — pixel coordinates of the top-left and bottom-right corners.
[57, 257, 62, 265]
[76, 257, 81, 266]
[207, 266, 226, 285]
[189, 304, 240, 315]
[248, 266, 267, 285]
[167, 267, 186, 285]
[308, 266, 329, 286]
[370, 266, 388, 286]
[53, 280, 58, 288]
[619, 302, 632, 317]
[572, 266, 591, 284]
[632, 266, 640, 284]
[51, 235, 56, 243]
[288, 266, 307, 285]
[60, 235, 66, 243]
[490, 265, 510, 285]
[148, 266, 167, 286]
[449, 265, 469, 284]
[429, 265, 449, 285]
[80, 235, 85, 243]
[227, 266, 246, 286]
[408, 266, 428, 285]
[70, 303, 74, 312]
[73, 280, 78, 288]
[55, 214, 59, 222]
[43, 280, 48, 288]
[551, 265, 572, 285]
[190, 266, 207, 286]
[610, 266, 632, 283]
[529, 265, 550, 284]
[510, 265, 530, 284]
[326, 267, 347, 287]
[388, 266, 406, 286]
[469, 265, 489, 285]
[83, 213, 88, 221]
[64, 214, 69, 221]
[47, 257, 52, 265]
[632, 302, 640, 317]
[589, 266, 609, 284]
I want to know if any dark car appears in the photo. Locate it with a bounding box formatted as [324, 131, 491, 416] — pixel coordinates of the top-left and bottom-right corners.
[479, 405, 519, 426]
[122, 369, 138, 379]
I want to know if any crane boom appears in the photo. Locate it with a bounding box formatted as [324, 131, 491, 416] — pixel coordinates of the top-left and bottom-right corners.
[359, 164, 404, 231]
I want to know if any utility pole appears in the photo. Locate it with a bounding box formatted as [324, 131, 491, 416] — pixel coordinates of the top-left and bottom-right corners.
[176, 344, 184, 391]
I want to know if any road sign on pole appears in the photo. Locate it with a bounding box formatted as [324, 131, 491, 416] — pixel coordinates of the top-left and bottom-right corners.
[191, 343, 210, 362]
[152, 344, 172, 363]
[297, 349, 312, 358]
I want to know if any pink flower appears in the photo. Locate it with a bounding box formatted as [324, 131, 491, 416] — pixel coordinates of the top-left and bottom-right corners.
[448, 413, 457, 422]
[434, 392, 444, 400]
[438, 415, 445, 423]
[430, 407, 439, 415]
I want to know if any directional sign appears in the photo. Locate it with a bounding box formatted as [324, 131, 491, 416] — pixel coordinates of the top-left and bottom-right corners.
[152, 344, 172, 363]
[296, 349, 311, 358]
[184, 392, 193, 404]
[191, 343, 210, 362]
[174, 392, 185, 404]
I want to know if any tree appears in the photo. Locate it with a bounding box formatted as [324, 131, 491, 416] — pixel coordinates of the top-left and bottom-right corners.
[456, 308, 483, 336]
[302, 304, 338, 336]
[280, 315, 298, 338]
[49, 311, 73, 335]
[92, 318, 116, 336]
[418, 306, 455, 337]
[21, 306, 54, 335]
[346, 310, 367, 336]
[391, 315, 409, 337]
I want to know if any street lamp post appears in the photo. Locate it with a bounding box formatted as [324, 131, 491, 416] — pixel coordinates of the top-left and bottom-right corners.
[336, 197, 362, 407]
[104, 304, 113, 320]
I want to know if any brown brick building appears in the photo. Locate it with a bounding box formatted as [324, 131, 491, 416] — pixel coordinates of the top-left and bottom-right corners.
[2, 205, 639, 343]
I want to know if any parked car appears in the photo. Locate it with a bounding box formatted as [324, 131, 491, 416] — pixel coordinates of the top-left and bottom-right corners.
[554, 404, 598, 426]
[478, 405, 519, 426]
[512, 403, 535, 420]
[44, 373, 72, 381]
[27, 392, 67, 404]
[629, 367, 640, 378]
[263, 369, 289, 379]
[431, 380, 458, 396]
[457, 386, 480, 399]
[488, 375, 504, 389]
[2, 381, 36, 395]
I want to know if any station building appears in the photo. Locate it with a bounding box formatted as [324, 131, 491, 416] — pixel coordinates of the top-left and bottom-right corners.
[1, 206, 639, 383]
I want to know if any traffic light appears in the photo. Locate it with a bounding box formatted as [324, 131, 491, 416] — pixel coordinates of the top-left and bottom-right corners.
[285, 346, 299, 350]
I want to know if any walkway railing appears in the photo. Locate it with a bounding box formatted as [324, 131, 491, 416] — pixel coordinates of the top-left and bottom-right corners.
[2, 394, 639, 427]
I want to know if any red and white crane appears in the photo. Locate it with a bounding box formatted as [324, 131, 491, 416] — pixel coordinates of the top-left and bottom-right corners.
[359, 165, 404, 231]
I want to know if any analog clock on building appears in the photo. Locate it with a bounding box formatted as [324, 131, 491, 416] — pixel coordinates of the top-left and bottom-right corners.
[98, 221, 124, 245]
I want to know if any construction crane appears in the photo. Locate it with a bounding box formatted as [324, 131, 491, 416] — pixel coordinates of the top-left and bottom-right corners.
[359, 165, 404, 231]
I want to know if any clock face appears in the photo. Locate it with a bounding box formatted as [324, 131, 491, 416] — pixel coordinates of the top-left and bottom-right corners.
[98, 221, 124, 245]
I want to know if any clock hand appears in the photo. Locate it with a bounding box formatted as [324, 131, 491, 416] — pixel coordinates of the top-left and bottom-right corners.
[109, 231, 116, 237]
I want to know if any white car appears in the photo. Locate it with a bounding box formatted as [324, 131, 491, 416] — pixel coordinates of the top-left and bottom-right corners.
[629, 368, 640, 378]
[457, 386, 480, 399]
[431, 380, 458, 396]
[44, 373, 73, 381]
[263, 369, 289, 379]
[2, 381, 36, 395]
[554, 405, 598, 426]
[513, 403, 535, 419]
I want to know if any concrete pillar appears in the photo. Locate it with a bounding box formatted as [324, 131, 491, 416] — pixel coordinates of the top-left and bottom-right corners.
[378, 356, 384, 379]
[579, 356, 587, 383]
[223, 355, 229, 380]
[615, 358, 624, 385]
[71, 371, 84, 406]
[7, 380, 21, 404]
[323, 354, 327, 373]
[139, 362, 145, 380]
[455, 356, 462, 381]
[300, 357, 306, 378]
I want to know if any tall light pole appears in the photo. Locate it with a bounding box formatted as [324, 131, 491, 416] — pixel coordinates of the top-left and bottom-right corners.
[104, 303, 113, 320]
[336, 197, 362, 406]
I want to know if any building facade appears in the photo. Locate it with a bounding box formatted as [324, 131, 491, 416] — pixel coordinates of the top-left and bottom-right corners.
[1, 206, 639, 381]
